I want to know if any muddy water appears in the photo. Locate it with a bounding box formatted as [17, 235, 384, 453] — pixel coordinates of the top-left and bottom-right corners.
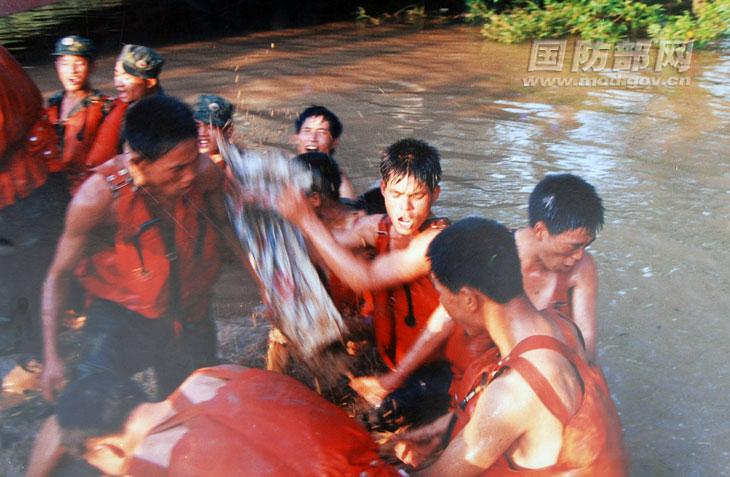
[23, 23, 730, 476]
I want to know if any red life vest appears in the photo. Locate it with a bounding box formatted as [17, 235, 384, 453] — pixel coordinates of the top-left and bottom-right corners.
[83, 98, 128, 172]
[128, 366, 398, 477]
[371, 215, 449, 369]
[76, 157, 222, 324]
[44, 90, 111, 192]
[449, 323, 628, 476]
[0, 47, 54, 208]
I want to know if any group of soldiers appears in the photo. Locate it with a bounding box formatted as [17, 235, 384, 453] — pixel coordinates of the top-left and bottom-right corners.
[0, 34, 628, 476]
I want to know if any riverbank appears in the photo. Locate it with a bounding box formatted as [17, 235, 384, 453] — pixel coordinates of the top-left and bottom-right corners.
[1, 21, 728, 476]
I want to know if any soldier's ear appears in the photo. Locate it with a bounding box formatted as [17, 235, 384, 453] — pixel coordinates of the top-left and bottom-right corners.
[533, 221, 550, 241]
[144, 77, 158, 90]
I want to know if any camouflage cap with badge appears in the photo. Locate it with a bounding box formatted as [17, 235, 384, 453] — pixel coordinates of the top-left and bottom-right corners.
[52, 35, 96, 60]
[118, 44, 164, 79]
[193, 94, 234, 128]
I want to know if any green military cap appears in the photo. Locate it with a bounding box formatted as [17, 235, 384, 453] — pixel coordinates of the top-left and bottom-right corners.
[52, 35, 96, 60]
[118, 44, 164, 79]
[193, 94, 234, 128]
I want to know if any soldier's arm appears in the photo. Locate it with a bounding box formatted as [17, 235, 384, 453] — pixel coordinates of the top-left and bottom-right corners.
[40, 175, 111, 401]
[277, 184, 436, 292]
[570, 253, 598, 361]
[350, 305, 454, 405]
[406, 372, 531, 477]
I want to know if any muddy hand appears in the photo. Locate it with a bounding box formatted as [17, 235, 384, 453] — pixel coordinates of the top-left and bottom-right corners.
[40, 356, 66, 402]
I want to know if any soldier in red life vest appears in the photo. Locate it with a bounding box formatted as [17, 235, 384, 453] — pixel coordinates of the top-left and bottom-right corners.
[44, 35, 111, 193]
[39, 96, 242, 403]
[0, 46, 67, 390]
[26, 366, 398, 477]
[350, 174, 605, 409]
[83, 44, 164, 175]
[274, 139, 464, 426]
[392, 217, 627, 477]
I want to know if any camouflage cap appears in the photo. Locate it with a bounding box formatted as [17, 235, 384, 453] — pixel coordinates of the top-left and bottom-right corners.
[118, 44, 164, 79]
[193, 94, 234, 128]
[52, 35, 96, 60]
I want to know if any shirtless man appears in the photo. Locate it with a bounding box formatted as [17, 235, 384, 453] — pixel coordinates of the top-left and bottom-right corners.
[392, 217, 627, 476]
[83, 44, 164, 171]
[45, 35, 111, 192]
[26, 366, 397, 477]
[294, 105, 357, 199]
[39, 96, 238, 402]
[193, 93, 234, 164]
[350, 173, 604, 407]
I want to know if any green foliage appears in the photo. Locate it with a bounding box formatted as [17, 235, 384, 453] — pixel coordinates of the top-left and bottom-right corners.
[467, 0, 730, 46]
[355, 4, 428, 26]
[649, 0, 730, 46]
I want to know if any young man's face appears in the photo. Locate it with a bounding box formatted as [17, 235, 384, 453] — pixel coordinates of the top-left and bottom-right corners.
[55, 55, 92, 93]
[196, 121, 224, 155]
[296, 115, 337, 155]
[127, 139, 200, 199]
[381, 175, 439, 236]
[537, 225, 594, 272]
[113, 61, 153, 104]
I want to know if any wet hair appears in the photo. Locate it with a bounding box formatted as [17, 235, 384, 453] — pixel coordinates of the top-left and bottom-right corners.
[528, 174, 604, 237]
[428, 217, 523, 304]
[56, 373, 148, 455]
[123, 95, 197, 161]
[295, 105, 343, 139]
[293, 152, 342, 202]
[380, 138, 441, 192]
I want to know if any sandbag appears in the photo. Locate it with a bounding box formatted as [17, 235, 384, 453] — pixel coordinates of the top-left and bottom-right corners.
[161, 367, 398, 477]
[220, 141, 348, 358]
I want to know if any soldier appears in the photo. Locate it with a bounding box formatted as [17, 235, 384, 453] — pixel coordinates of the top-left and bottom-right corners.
[83, 44, 164, 173]
[45, 35, 111, 193]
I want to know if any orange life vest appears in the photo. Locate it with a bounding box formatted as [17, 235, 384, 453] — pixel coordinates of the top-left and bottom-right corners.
[83, 98, 128, 172]
[76, 157, 222, 324]
[371, 215, 449, 369]
[127, 366, 398, 477]
[449, 329, 628, 476]
[0, 46, 54, 208]
[44, 90, 111, 191]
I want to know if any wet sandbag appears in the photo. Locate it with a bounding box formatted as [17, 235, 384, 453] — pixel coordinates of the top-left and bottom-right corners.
[220, 142, 348, 359]
[156, 367, 398, 477]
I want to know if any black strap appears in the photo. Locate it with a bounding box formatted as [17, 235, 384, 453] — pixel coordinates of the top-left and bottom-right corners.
[403, 284, 416, 327]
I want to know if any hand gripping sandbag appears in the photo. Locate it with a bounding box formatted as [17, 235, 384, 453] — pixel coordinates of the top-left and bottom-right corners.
[219, 140, 348, 358]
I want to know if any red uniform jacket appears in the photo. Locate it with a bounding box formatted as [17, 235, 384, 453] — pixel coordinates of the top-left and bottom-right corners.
[44, 89, 110, 191]
[76, 157, 222, 324]
[127, 366, 398, 477]
[0, 46, 55, 208]
[83, 98, 127, 171]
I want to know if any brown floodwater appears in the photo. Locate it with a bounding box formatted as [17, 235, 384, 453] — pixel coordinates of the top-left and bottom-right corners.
[18, 22, 730, 476]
